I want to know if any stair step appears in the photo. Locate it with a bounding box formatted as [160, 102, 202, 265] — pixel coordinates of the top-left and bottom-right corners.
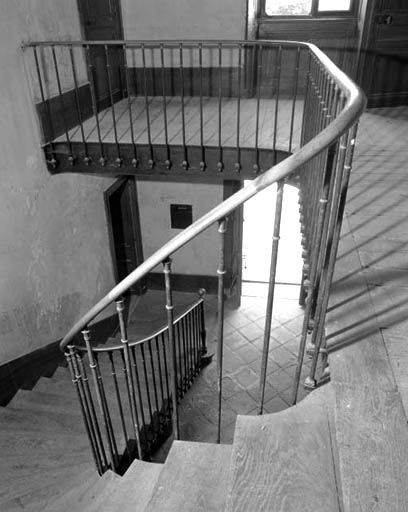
[63, 470, 120, 512]
[226, 385, 340, 512]
[9, 389, 84, 416]
[83, 459, 162, 512]
[0, 406, 85, 434]
[42, 466, 99, 512]
[333, 381, 408, 511]
[146, 441, 232, 511]
[0, 461, 95, 511]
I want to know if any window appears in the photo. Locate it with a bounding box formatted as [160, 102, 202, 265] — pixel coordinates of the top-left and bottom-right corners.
[264, 0, 353, 16]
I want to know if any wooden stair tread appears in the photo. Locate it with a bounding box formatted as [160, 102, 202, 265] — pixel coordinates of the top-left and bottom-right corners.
[226, 385, 340, 512]
[65, 470, 120, 512]
[0, 406, 84, 434]
[42, 466, 99, 512]
[0, 461, 95, 511]
[9, 389, 84, 415]
[146, 440, 232, 511]
[83, 459, 163, 512]
[333, 381, 408, 511]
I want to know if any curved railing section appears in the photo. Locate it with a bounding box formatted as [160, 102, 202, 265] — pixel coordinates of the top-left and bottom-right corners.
[24, 40, 366, 474]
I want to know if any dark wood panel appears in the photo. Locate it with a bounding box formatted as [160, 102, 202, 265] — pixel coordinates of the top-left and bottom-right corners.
[128, 67, 242, 98]
[258, 17, 359, 82]
[36, 83, 93, 143]
[45, 141, 289, 182]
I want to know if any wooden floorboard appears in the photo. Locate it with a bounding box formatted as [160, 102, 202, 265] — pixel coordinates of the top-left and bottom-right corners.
[58, 96, 303, 153]
[226, 386, 340, 512]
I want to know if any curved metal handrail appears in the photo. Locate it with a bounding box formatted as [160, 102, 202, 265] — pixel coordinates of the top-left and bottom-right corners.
[75, 296, 204, 353]
[60, 40, 366, 352]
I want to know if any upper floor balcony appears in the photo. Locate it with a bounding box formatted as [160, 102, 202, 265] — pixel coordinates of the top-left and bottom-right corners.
[23, 40, 327, 181]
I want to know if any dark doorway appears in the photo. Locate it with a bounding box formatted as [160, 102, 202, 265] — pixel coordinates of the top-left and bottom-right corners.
[105, 178, 145, 295]
[77, 0, 125, 108]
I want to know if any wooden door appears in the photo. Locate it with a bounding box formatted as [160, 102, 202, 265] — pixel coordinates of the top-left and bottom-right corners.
[105, 178, 145, 295]
[77, 0, 124, 108]
[223, 181, 243, 309]
[358, 0, 408, 106]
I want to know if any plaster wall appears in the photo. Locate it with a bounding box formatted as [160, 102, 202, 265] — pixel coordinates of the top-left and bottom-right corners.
[121, 0, 247, 68]
[0, 0, 116, 364]
[136, 181, 223, 276]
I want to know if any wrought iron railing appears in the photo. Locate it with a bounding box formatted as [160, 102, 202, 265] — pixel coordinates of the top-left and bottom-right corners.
[22, 39, 365, 474]
[66, 292, 206, 474]
[23, 40, 307, 177]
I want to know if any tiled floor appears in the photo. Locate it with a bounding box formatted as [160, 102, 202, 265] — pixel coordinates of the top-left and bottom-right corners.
[126, 282, 316, 448]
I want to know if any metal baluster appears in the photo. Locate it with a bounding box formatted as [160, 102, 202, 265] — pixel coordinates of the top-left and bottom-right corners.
[179, 44, 188, 170]
[123, 44, 138, 168]
[253, 44, 262, 174]
[141, 44, 154, 168]
[180, 316, 188, 392]
[154, 336, 166, 427]
[291, 144, 338, 404]
[258, 181, 284, 414]
[108, 351, 129, 454]
[300, 52, 312, 148]
[307, 125, 358, 387]
[51, 45, 74, 164]
[176, 321, 184, 395]
[66, 347, 103, 474]
[235, 43, 243, 172]
[289, 46, 301, 153]
[160, 44, 171, 169]
[195, 306, 201, 371]
[187, 315, 194, 383]
[129, 346, 147, 447]
[216, 218, 227, 443]
[85, 45, 106, 166]
[83, 330, 117, 471]
[33, 46, 57, 168]
[199, 43, 205, 171]
[273, 45, 282, 164]
[74, 350, 108, 470]
[163, 257, 180, 440]
[140, 343, 154, 430]
[105, 44, 122, 166]
[217, 43, 223, 172]
[148, 340, 160, 434]
[160, 332, 172, 417]
[199, 295, 207, 355]
[116, 300, 143, 460]
[69, 45, 90, 164]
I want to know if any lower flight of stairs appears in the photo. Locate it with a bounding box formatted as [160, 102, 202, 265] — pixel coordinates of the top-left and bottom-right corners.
[1, 359, 408, 510]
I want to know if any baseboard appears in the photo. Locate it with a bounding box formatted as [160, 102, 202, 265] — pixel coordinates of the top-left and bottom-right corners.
[146, 272, 218, 295]
[0, 313, 119, 406]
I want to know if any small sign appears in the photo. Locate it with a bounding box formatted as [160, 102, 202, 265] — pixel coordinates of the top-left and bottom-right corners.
[170, 204, 193, 229]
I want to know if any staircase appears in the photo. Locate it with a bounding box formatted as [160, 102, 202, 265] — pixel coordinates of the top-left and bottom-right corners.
[0, 364, 344, 511]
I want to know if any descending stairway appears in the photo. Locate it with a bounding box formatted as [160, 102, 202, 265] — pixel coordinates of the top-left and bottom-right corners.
[0, 360, 347, 512]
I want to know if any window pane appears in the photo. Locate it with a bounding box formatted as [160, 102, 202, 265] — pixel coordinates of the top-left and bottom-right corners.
[318, 0, 351, 11]
[265, 0, 312, 16]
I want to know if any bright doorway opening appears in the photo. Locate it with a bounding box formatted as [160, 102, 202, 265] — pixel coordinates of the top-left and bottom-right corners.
[241, 181, 303, 299]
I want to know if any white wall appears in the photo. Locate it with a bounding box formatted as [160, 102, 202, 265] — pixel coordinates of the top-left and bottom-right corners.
[122, 0, 247, 68]
[122, 0, 247, 41]
[0, 0, 116, 364]
[137, 181, 223, 275]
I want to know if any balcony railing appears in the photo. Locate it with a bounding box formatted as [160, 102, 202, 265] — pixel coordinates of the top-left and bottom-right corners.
[23, 40, 312, 178]
[22, 39, 365, 474]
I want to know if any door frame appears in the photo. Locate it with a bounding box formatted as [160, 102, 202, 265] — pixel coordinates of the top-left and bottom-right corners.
[104, 177, 145, 294]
